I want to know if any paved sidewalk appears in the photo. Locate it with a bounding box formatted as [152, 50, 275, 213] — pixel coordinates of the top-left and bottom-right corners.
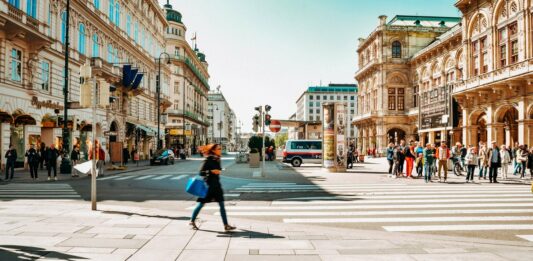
[0, 200, 532, 260]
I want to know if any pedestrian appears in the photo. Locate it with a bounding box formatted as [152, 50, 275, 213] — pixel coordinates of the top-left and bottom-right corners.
[513, 145, 525, 176]
[347, 143, 354, 169]
[4, 144, 17, 181]
[39, 142, 46, 170]
[487, 141, 501, 183]
[386, 143, 394, 177]
[465, 147, 478, 183]
[70, 146, 80, 177]
[392, 145, 402, 178]
[397, 140, 406, 175]
[122, 147, 129, 165]
[478, 142, 488, 180]
[500, 145, 511, 180]
[460, 144, 467, 168]
[511, 142, 520, 174]
[25, 144, 39, 180]
[405, 144, 415, 178]
[45, 144, 60, 181]
[190, 144, 236, 232]
[415, 152, 423, 178]
[89, 140, 105, 177]
[423, 143, 435, 183]
[436, 141, 450, 183]
[518, 145, 529, 179]
[451, 142, 463, 176]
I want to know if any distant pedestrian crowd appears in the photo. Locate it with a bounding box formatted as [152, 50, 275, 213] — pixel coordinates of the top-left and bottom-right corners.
[385, 140, 533, 183]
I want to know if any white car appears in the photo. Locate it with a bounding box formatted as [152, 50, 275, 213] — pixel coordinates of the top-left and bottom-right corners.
[282, 140, 322, 167]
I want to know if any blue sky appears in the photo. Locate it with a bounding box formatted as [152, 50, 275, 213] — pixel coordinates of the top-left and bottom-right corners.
[168, 0, 460, 132]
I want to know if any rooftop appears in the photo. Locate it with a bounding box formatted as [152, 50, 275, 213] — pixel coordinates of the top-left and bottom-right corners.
[388, 15, 461, 28]
[307, 84, 358, 93]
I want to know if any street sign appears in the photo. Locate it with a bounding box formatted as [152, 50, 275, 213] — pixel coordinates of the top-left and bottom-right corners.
[269, 120, 281, 133]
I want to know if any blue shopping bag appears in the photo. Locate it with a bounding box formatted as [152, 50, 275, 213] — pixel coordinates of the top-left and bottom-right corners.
[186, 177, 208, 198]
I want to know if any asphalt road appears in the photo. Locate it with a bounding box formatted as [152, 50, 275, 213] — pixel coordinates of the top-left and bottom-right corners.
[1, 156, 532, 244]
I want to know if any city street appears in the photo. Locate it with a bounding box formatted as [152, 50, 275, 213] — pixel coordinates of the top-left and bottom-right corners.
[1, 156, 532, 260]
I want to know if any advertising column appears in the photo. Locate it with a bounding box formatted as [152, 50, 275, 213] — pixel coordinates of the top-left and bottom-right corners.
[322, 103, 347, 172]
[322, 103, 335, 169]
[335, 103, 347, 172]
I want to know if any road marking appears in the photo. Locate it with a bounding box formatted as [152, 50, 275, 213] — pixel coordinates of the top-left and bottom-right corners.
[0, 184, 81, 199]
[270, 197, 533, 205]
[225, 193, 241, 197]
[276, 191, 533, 200]
[196, 202, 533, 210]
[134, 175, 155, 180]
[97, 175, 120, 180]
[283, 216, 533, 224]
[171, 175, 187, 180]
[241, 184, 407, 188]
[233, 187, 532, 193]
[153, 175, 171, 180]
[273, 193, 533, 203]
[0, 195, 81, 198]
[383, 224, 533, 232]
[516, 235, 533, 242]
[219, 208, 533, 217]
[114, 176, 135, 180]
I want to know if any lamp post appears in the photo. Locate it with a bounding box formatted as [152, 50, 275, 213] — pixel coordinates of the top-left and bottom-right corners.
[60, 0, 72, 174]
[212, 104, 218, 143]
[156, 52, 171, 150]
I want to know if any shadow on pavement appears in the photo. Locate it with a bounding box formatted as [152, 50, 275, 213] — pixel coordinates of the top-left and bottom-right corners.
[199, 229, 285, 239]
[102, 210, 190, 221]
[0, 245, 86, 260]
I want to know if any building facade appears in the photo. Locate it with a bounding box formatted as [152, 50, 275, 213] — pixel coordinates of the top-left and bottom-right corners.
[163, 2, 210, 154]
[354, 1, 533, 152]
[295, 84, 358, 141]
[0, 0, 171, 168]
[207, 90, 235, 150]
[353, 15, 460, 153]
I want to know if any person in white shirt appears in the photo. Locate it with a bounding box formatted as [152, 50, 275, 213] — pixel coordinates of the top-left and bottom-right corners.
[500, 145, 511, 180]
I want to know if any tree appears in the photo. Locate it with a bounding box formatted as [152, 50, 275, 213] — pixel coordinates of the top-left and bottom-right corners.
[274, 133, 288, 148]
[248, 135, 263, 153]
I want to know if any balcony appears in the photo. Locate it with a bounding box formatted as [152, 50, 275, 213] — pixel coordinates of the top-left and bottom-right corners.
[0, 1, 51, 50]
[355, 58, 379, 79]
[166, 109, 209, 126]
[172, 55, 210, 90]
[91, 57, 120, 83]
[352, 111, 378, 123]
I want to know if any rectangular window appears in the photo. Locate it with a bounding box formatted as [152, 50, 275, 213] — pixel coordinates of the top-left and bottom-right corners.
[8, 0, 20, 8]
[316, 116, 320, 121]
[126, 15, 131, 36]
[309, 102, 313, 107]
[500, 44, 507, 67]
[11, 48, 22, 82]
[316, 95, 320, 100]
[323, 95, 327, 100]
[174, 47, 180, 57]
[343, 96, 347, 100]
[413, 86, 418, 107]
[397, 96, 404, 110]
[316, 109, 320, 113]
[350, 96, 354, 100]
[309, 109, 313, 114]
[510, 40, 518, 64]
[315, 102, 320, 107]
[26, 0, 37, 18]
[309, 116, 313, 121]
[41, 61, 50, 91]
[388, 96, 395, 110]
[330, 95, 334, 100]
[309, 95, 313, 100]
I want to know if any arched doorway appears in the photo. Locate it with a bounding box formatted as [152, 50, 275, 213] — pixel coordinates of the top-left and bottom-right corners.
[387, 128, 406, 144]
[11, 111, 37, 168]
[109, 121, 118, 142]
[498, 106, 518, 146]
[475, 113, 488, 145]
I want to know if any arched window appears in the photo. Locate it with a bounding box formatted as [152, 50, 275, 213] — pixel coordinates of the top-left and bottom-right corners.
[26, 0, 37, 18]
[392, 41, 401, 58]
[94, 0, 100, 10]
[115, 3, 120, 26]
[108, 0, 114, 22]
[78, 23, 86, 55]
[92, 34, 99, 58]
[60, 11, 67, 44]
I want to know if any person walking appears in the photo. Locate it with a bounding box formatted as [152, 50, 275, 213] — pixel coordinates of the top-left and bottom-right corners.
[347, 143, 354, 169]
[386, 143, 394, 177]
[415, 151, 423, 178]
[478, 142, 488, 180]
[70, 146, 80, 177]
[89, 140, 105, 177]
[397, 140, 406, 176]
[405, 145, 415, 178]
[4, 145, 17, 181]
[423, 143, 435, 183]
[39, 142, 46, 170]
[500, 145, 511, 180]
[436, 141, 450, 183]
[487, 141, 501, 183]
[511, 142, 520, 174]
[517, 145, 529, 179]
[122, 147, 130, 165]
[25, 144, 39, 180]
[190, 144, 236, 231]
[465, 147, 478, 183]
[513, 145, 525, 176]
[45, 144, 60, 181]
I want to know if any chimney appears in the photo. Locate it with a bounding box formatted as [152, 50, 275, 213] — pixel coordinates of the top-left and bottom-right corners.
[379, 15, 388, 26]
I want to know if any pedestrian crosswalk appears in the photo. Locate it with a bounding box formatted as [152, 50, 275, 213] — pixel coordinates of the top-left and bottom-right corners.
[205, 182, 533, 241]
[0, 183, 81, 199]
[97, 173, 195, 182]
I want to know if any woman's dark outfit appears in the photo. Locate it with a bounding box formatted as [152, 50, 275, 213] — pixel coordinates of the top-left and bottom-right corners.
[191, 155, 228, 225]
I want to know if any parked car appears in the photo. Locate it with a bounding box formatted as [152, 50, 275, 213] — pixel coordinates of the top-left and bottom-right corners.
[150, 149, 175, 165]
[282, 140, 322, 167]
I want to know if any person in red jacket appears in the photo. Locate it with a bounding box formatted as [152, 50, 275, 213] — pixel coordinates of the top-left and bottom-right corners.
[89, 140, 105, 177]
[435, 141, 450, 182]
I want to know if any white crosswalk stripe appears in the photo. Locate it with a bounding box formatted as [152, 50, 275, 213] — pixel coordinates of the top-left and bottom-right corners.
[153, 174, 171, 180]
[0, 184, 81, 199]
[212, 182, 533, 238]
[96, 174, 193, 181]
[171, 175, 187, 180]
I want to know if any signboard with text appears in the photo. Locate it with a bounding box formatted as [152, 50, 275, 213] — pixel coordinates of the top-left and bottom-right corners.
[420, 86, 449, 130]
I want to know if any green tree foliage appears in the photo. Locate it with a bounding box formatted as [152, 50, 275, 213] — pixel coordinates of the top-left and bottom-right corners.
[274, 133, 288, 148]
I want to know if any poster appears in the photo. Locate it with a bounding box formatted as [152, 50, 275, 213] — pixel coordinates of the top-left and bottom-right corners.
[335, 103, 347, 171]
[322, 103, 335, 168]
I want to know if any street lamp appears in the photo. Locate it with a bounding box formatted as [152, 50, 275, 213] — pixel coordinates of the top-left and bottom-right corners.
[212, 104, 218, 143]
[59, 0, 72, 174]
[156, 52, 171, 150]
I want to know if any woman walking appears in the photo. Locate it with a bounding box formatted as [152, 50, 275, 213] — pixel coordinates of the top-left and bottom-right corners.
[405, 145, 415, 178]
[190, 144, 235, 231]
[465, 147, 478, 183]
[500, 145, 511, 180]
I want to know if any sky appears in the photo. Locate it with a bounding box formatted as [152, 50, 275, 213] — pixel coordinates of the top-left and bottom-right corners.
[168, 0, 460, 132]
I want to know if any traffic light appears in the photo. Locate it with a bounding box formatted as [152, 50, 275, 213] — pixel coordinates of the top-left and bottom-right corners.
[79, 62, 92, 108]
[265, 114, 271, 126]
[253, 115, 259, 132]
[265, 105, 272, 112]
[254, 106, 262, 113]
[99, 82, 118, 107]
[109, 85, 118, 104]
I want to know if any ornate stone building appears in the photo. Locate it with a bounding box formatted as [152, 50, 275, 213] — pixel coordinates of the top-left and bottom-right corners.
[353, 15, 460, 153]
[163, 2, 210, 153]
[0, 0, 171, 167]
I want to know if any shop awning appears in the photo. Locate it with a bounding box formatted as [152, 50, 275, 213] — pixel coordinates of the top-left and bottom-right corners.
[126, 122, 158, 137]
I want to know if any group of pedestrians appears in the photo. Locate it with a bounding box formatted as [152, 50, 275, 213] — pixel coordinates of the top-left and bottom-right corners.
[386, 140, 533, 184]
[3, 140, 108, 182]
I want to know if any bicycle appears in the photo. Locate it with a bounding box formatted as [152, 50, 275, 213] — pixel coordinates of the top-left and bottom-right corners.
[452, 156, 464, 176]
